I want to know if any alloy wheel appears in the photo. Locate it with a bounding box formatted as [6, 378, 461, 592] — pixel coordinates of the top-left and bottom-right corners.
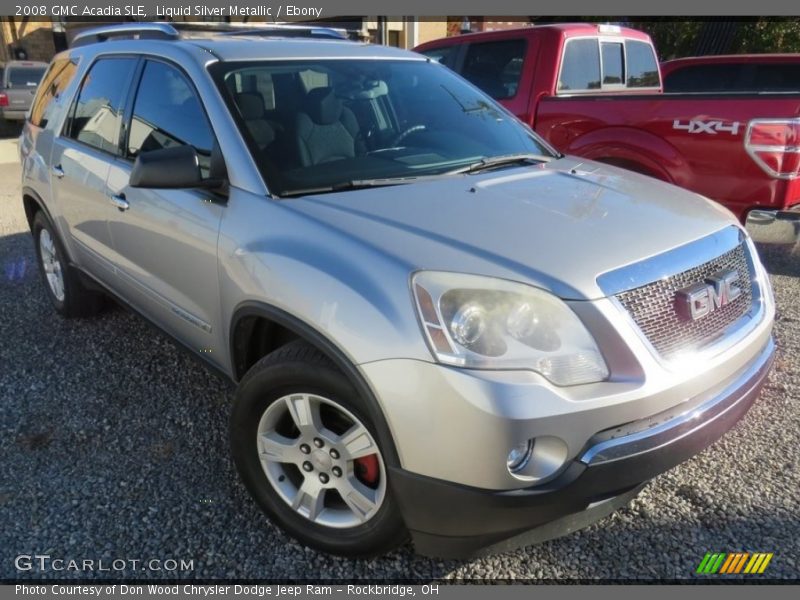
[256, 393, 386, 528]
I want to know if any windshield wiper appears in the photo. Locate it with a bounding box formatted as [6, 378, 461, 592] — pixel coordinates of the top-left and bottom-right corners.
[449, 153, 552, 175]
[278, 176, 421, 198]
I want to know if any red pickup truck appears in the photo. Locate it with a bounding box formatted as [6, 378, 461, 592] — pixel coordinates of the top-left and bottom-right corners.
[415, 24, 800, 244]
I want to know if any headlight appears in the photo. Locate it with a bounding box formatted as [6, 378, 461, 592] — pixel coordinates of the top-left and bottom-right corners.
[412, 271, 608, 386]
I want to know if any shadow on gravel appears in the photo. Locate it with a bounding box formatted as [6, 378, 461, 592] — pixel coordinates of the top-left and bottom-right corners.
[0, 121, 23, 139]
[757, 243, 800, 278]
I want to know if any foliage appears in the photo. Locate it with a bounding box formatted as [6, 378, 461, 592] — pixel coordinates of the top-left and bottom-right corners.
[635, 19, 800, 59]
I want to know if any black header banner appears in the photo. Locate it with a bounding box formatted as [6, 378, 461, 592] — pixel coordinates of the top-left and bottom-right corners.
[1, 0, 800, 17]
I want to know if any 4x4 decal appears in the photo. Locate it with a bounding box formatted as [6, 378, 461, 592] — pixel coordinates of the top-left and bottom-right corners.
[673, 119, 742, 135]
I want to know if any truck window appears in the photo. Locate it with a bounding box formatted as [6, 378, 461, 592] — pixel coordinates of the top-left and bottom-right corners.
[625, 40, 659, 88]
[601, 42, 624, 85]
[30, 58, 79, 128]
[419, 46, 457, 67]
[559, 39, 601, 92]
[462, 39, 526, 100]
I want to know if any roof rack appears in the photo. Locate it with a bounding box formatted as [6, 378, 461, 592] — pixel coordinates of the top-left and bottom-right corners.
[222, 26, 348, 40]
[169, 22, 349, 41]
[70, 22, 350, 48]
[71, 23, 180, 47]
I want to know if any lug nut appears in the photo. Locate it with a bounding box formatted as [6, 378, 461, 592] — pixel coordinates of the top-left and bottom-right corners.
[329, 449, 340, 459]
[313, 438, 324, 448]
[332, 466, 342, 477]
[319, 473, 329, 484]
[302, 461, 313, 472]
[300, 444, 310, 455]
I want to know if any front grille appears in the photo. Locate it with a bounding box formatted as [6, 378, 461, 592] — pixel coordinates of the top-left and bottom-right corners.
[615, 243, 754, 359]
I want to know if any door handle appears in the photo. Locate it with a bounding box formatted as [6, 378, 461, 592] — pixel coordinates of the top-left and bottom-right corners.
[51, 165, 64, 179]
[108, 194, 130, 212]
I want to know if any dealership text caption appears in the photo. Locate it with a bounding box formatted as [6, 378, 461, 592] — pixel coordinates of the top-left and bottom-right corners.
[15, 5, 323, 18]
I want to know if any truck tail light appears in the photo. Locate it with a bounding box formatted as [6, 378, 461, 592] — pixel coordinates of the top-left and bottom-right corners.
[0, 93, 8, 107]
[745, 119, 800, 179]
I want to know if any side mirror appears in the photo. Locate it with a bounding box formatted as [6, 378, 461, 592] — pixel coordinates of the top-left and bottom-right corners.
[130, 145, 220, 189]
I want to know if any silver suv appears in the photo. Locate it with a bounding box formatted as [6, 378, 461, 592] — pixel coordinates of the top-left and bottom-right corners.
[0, 60, 48, 123]
[20, 23, 775, 558]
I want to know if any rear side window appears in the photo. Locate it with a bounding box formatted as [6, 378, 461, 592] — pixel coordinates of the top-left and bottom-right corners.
[601, 42, 624, 85]
[462, 39, 526, 99]
[127, 60, 214, 176]
[67, 58, 137, 154]
[30, 58, 79, 128]
[559, 39, 601, 92]
[7, 66, 46, 87]
[625, 41, 659, 88]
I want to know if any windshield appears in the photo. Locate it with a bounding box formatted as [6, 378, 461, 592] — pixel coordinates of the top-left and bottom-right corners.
[7, 66, 46, 87]
[209, 59, 555, 196]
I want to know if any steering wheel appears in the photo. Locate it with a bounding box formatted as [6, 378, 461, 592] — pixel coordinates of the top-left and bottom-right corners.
[391, 124, 427, 147]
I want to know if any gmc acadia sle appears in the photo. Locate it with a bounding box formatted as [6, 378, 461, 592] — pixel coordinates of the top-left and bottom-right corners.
[20, 23, 775, 558]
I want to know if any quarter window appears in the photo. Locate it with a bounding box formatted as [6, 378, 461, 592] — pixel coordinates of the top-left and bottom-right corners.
[30, 58, 79, 128]
[559, 39, 601, 92]
[67, 58, 137, 154]
[127, 60, 214, 176]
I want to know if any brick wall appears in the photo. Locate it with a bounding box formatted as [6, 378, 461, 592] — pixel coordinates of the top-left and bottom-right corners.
[0, 19, 56, 62]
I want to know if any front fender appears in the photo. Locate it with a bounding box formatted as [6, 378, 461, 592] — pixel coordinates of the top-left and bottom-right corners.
[218, 189, 432, 372]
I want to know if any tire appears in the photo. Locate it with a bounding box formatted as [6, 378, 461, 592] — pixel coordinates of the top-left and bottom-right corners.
[230, 340, 408, 557]
[32, 211, 105, 318]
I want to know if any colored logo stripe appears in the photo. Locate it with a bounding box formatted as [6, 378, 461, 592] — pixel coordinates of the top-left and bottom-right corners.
[745, 553, 774, 574]
[697, 553, 726, 573]
[720, 553, 737, 574]
[697, 552, 773, 574]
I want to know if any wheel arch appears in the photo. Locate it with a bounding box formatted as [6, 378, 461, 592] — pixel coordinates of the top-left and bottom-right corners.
[22, 186, 53, 232]
[229, 300, 402, 468]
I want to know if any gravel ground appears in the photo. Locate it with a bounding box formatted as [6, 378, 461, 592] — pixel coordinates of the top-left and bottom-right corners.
[1, 161, 798, 581]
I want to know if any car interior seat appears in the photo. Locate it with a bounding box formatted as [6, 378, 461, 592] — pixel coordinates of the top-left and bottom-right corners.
[293, 86, 364, 166]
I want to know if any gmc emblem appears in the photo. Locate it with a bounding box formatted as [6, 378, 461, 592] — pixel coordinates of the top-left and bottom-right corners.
[675, 269, 742, 321]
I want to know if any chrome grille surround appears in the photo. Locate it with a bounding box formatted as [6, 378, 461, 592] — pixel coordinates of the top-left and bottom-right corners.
[598, 226, 764, 362]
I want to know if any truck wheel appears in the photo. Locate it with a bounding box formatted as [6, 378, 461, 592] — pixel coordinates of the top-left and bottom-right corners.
[32, 211, 105, 318]
[230, 340, 408, 557]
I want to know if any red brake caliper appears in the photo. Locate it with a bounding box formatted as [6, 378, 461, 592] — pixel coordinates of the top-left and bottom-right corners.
[354, 454, 380, 487]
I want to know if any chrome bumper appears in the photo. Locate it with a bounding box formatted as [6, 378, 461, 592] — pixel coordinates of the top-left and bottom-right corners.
[746, 209, 800, 244]
[581, 337, 774, 465]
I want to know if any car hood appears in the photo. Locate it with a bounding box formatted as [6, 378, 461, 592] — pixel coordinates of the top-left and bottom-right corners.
[287, 157, 738, 300]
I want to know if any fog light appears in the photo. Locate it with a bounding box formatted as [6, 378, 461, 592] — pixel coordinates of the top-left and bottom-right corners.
[506, 440, 533, 473]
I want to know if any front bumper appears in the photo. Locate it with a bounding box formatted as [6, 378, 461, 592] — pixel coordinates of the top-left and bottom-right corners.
[388, 338, 774, 558]
[0, 109, 27, 121]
